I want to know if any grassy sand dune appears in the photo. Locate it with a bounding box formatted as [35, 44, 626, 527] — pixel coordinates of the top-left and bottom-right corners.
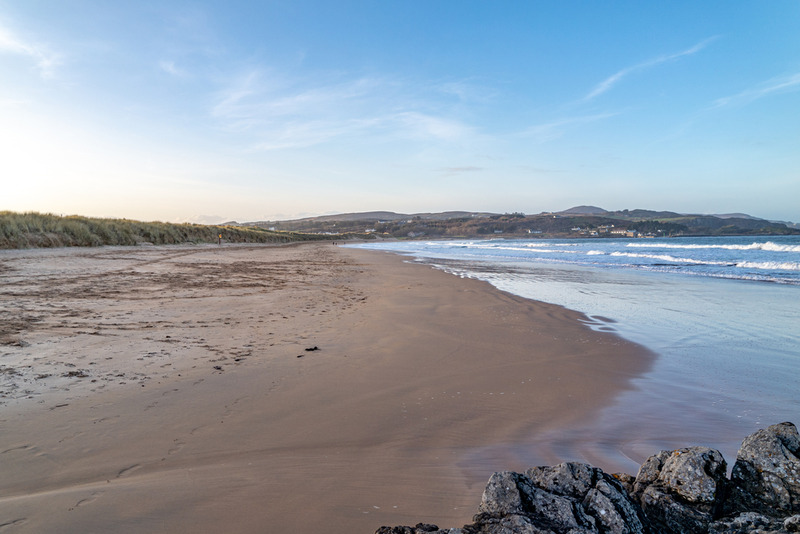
[0, 211, 338, 249]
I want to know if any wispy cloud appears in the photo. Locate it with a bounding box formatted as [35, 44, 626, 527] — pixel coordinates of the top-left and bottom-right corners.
[520, 112, 618, 143]
[212, 71, 380, 124]
[158, 60, 186, 77]
[713, 72, 800, 108]
[393, 111, 473, 141]
[435, 79, 495, 103]
[0, 23, 62, 78]
[250, 118, 382, 151]
[211, 70, 474, 150]
[582, 37, 717, 102]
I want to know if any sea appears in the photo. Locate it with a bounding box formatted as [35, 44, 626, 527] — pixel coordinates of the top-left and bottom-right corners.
[349, 235, 800, 474]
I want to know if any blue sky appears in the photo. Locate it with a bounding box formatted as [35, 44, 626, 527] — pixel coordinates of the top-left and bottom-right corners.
[2, 1, 799, 223]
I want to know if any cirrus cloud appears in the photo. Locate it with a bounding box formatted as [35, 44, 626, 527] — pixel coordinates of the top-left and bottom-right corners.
[0, 22, 62, 78]
[582, 37, 717, 102]
[211, 70, 475, 150]
[713, 72, 800, 108]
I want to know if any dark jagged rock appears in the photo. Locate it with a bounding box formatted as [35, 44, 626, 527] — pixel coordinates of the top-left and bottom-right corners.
[424, 462, 649, 534]
[725, 422, 800, 518]
[631, 447, 727, 533]
[708, 511, 786, 533]
[524, 463, 648, 533]
[376, 423, 800, 534]
[611, 473, 637, 496]
[786, 515, 800, 532]
[375, 523, 451, 534]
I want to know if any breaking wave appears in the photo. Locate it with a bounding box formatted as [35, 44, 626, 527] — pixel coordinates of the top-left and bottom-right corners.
[736, 261, 800, 271]
[356, 236, 800, 285]
[609, 251, 729, 265]
[627, 241, 800, 253]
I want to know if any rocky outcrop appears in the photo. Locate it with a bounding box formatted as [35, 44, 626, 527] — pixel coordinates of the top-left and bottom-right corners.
[631, 447, 727, 533]
[377, 422, 800, 534]
[725, 421, 800, 518]
[472, 463, 650, 533]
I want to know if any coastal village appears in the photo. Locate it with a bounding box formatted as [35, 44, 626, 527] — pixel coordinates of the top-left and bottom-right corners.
[566, 224, 656, 238]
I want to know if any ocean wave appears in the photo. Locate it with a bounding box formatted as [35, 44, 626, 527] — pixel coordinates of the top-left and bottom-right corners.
[465, 242, 578, 249]
[609, 251, 729, 265]
[635, 266, 800, 285]
[486, 246, 580, 254]
[522, 242, 580, 248]
[627, 241, 800, 253]
[735, 261, 800, 271]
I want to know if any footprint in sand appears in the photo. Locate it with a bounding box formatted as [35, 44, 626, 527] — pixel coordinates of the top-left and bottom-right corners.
[0, 518, 28, 530]
[116, 464, 141, 478]
[69, 491, 104, 511]
[167, 439, 185, 455]
[91, 415, 120, 424]
[0, 443, 33, 454]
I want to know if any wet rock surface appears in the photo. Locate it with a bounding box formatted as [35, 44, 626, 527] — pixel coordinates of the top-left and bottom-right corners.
[377, 422, 800, 534]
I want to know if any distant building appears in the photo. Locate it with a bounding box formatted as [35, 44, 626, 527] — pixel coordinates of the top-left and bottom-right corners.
[609, 228, 639, 237]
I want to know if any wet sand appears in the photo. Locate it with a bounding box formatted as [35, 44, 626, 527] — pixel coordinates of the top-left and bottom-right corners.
[0, 243, 652, 533]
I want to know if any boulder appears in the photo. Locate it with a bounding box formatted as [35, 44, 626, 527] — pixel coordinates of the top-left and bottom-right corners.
[465, 462, 649, 534]
[525, 463, 648, 534]
[726, 422, 800, 518]
[631, 446, 727, 534]
[376, 423, 800, 534]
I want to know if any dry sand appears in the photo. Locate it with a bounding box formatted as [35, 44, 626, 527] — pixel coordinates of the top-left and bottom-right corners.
[0, 242, 652, 533]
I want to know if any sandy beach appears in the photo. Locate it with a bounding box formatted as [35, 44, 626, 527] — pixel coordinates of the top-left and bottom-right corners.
[0, 243, 652, 533]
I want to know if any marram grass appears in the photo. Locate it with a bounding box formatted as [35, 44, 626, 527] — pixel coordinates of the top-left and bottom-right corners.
[0, 212, 333, 249]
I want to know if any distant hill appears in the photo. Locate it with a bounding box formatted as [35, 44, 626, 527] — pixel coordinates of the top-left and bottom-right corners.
[607, 209, 685, 220]
[278, 210, 496, 223]
[248, 210, 498, 229]
[714, 213, 761, 220]
[248, 207, 798, 239]
[557, 206, 608, 215]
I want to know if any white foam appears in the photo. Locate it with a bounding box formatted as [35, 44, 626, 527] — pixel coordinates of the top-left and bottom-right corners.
[609, 251, 729, 265]
[627, 241, 800, 253]
[736, 261, 800, 271]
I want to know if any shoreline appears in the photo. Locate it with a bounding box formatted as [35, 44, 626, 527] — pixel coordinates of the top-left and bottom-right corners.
[0, 243, 654, 533]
